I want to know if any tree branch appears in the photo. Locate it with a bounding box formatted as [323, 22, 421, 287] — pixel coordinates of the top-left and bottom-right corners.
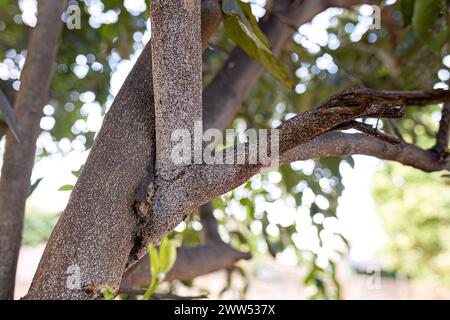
[203, 0, 378, 132]
[26, 0, 224, 300]
[432, 102, 450, 160]
[148, 89, 450, 242]
[281, 132, 450, 172]
[120, 203, 251, 291]
[152, 0, 202, 180]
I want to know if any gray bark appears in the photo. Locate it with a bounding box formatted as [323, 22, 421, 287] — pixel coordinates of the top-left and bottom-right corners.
[26, 0, 222, 300]
[25, 0, 449, 300]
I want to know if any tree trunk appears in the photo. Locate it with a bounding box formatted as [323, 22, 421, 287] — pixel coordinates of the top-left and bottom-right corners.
[0, 0, 66, 300]
[25, 0, 221, 300]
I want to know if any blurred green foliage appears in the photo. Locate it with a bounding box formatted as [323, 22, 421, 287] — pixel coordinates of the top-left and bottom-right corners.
[22, 207, 59, 246]
[373, 163, 450, 285]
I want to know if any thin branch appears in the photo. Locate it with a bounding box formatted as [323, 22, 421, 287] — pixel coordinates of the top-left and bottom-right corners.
[386, 119, 405, 142]
[337, 120, 401, 145]
[432, 102, 450, 159]
[281, 132, 450, 172]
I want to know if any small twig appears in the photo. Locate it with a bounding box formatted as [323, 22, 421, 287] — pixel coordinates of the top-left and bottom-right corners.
[432, 102, 450, 160]
[199, 202, 221, 243]
[386, 119, 405, 142]
[337, 120, 401, 145]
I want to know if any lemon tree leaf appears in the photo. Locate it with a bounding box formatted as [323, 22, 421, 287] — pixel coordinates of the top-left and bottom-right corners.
[158, 237, 177, 274]
[58, 184, 73, 191]
[222, 0, 292, 87]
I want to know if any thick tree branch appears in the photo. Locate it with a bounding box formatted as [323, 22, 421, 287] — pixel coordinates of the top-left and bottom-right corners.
[152, 0, 202, 180]
[26, 0, 223, 300]
[148, 89, 450, 242]
[0, 0, 66, 300]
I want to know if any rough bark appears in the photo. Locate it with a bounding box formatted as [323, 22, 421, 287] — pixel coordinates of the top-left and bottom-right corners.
[25, 0, 449, 300]
[0, 0, 66, 300]
[152, 0, 202, 180]
[150, 89, 450, 239]
[26, 0, 222, 300]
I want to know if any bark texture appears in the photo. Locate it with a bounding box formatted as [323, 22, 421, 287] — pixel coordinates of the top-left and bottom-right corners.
[0, 0, 66, 300]
[25, 0, 449, 300]
[26, 0, 221, 300]
[152, 0, 202, 180]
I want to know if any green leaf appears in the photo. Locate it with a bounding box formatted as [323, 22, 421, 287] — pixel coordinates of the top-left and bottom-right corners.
[102, 287, 115, 300]
[58, 184, 74, 191]
[0, 88, 21, 143]
[222, 0, 292, 87]
[142, 243, 160, 300]
[71, 166, 83, 178]
[158, 237, 177, 274]
[412, 0, 449, 53]
[148, 243, 159, 280]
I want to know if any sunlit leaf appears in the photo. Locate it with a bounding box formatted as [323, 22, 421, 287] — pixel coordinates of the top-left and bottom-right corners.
[58, 184, 74, 191]
[158, 237, 177, 274]
[222, 0, 292, 87]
